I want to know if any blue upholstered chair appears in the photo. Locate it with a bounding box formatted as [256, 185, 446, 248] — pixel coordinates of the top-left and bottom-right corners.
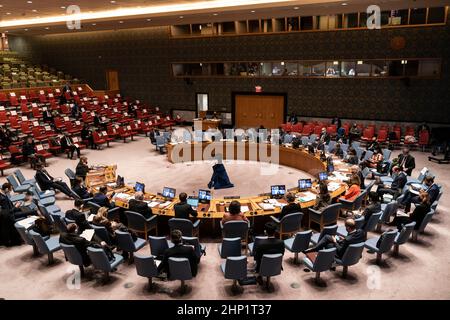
[310, 224, 338, 245]
[364, 229, 397, 264]
[61, 243, 86, 276]
[393, 222, 416, 255]
[134, 254, 159, 291]
[220, 256, 247, 293]
[218, 237, 241, 259]
[168, 218, 199, 237]
[14, 169, 36, 186]
[412, 210, 435, 241]
[259, 253, 283, 292]
[28, 230, 61, 265]
[14, 222, 39, 256]
[115, 230, 146, 263]
[182, 236, 206, 260]
[308, 204, 340, 231]
[149, 236, 170, 259]
[284, 230, 312, 264]
[303, 247, 337, 284]
[168, 257, 192, 294]
[270, 212, 303, 239]
[7, 174, 31, 193]
[87, 247, 124, 282]
[126, 210, 158, 239]
[334, 242, 365, 278]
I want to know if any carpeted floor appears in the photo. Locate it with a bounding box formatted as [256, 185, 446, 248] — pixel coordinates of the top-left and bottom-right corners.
[0, 135, 448, 300]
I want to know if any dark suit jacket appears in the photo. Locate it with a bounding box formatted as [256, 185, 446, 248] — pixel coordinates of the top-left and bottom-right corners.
[158, 243, 199, 277]
[280, 203, 301, 219]
[397, 154, 416, 176]
[174, 202, 197, 219]
[254, 238, 285, 272]
[73, 185, 92, 199]
[92, 193, 112, 208]
[65, 209, 91, 233]
[75, 162, 89, 179]
[391, 172, 407, 190]
[361, 202, 381, 229]
[59, 232, 93, 266]
[128, 199, 152, 219]
[410, 203, 431, 229]
[35, 169, 54, 191]
[425, 184, 440, 204]
[336, 229, 366, 258]
[0, 193, 17, 212]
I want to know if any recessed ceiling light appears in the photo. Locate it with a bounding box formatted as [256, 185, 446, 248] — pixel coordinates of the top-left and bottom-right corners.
[92, 23, 96, 26]
[251, 10, 255, 13]
[119, 20, 123, 23]
[45, 27, 49, 29]
[61, 6, 66, 9]
[0, 5, 3, 8]
[341, 2, 348, 5]
[24, 28, 28, 31]
[179, 16, 184, 18]
[146, 18, 151, 21]
[27, 1, 33, 4]
[6, 12, 11, 15]
[294, 7, 299, 10]
[213, 13, 218, 16]
[111, 1, 116, 3]
[32, 9, 37, 12]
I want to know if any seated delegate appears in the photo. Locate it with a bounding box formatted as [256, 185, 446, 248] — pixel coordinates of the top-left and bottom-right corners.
[35, 163, 74, 198]
[128, 191, 153, 219]
[279, 193, 301, 219]
[400, 175, 439, 213]
[304, 218, 365, 258]
[174, 192, 198, 219]
[92, 186, 113, 208]
[157, 229, 199, 278]
[221, 200, 249, 225]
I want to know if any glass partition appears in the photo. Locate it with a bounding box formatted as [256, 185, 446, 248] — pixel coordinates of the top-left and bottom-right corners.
[341, 61, 356, 77]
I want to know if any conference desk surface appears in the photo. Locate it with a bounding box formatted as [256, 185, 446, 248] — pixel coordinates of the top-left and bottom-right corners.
[166, 141, 326, 176]
[108, 185, 347, 220]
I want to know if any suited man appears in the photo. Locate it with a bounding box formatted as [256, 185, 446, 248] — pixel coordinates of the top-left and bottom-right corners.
[128, 192, 152, 219]
[75, 156, 90, 180]
[61, 134, 80, 160]
[35, 163, 73, 198]
[60, 223, 106, 267]
[73, 177, 93, 199]
[366, 136, 380, 153]
[65, 199, 91, 233]
[319, 128, 331, 145]
[157, 229, 199, 278]
[377, 166, 407, 199]
[0, 184, 37, 220]
[359, 192, 381, 230]
[254, 223, 285, 277]
[279, 193, 301, 219]
[401, 176, 439, 213]
[397, 148, 415, 176]
[305, 218, 366, 258]
[92, 186, 113, 208]
[174, 192, 197, 219]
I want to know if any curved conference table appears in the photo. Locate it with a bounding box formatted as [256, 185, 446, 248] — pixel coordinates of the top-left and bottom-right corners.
[102, 141, 350, 236]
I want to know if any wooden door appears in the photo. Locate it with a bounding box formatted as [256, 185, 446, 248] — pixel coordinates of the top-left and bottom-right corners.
[235, 94, 285, 129]
[106, 70, 120, 91]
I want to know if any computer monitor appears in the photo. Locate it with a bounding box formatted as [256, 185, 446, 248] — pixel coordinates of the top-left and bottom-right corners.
[319, 172, 328, 181]
[162, 187, 176, 199]
[198, 189, 212, 202]
[187, 197, 199, 208]
[271, 185, 286, 198]
[298, 179, 312, 191]
[134, 182, 145, 193]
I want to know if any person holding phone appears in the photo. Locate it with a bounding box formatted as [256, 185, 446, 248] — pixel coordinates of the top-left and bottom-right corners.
[304, 218, 365, 258]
